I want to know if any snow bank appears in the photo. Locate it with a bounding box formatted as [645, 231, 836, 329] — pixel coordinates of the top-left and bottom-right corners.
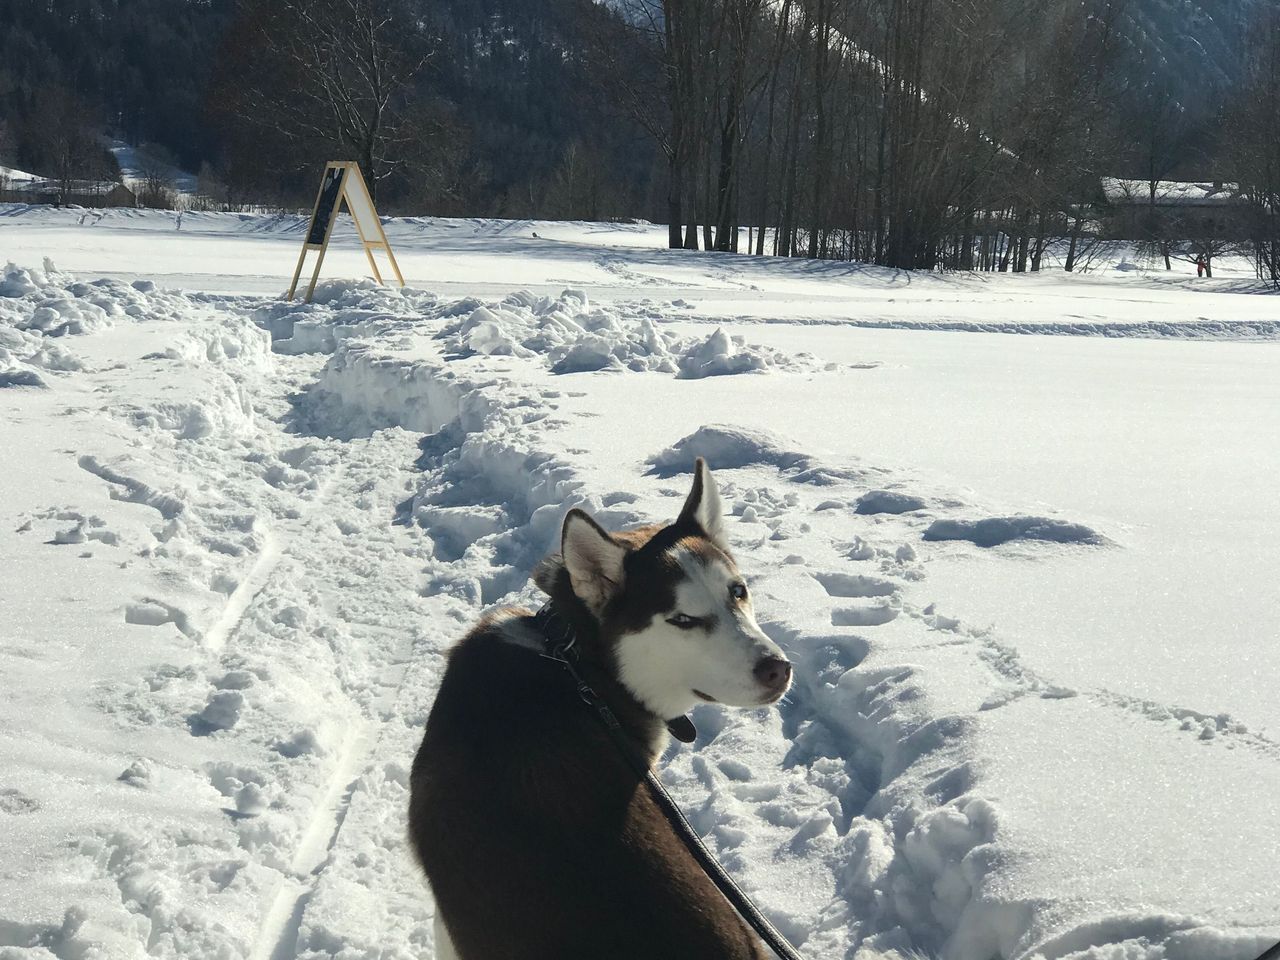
[744, 313, 1280, 341]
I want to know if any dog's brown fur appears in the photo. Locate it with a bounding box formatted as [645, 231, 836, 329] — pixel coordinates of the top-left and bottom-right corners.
[408, 509, 768, 959]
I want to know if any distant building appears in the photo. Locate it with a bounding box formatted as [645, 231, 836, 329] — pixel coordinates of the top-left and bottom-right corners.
[1, 178, 137, 208]
[1099, 178, 1251, 240]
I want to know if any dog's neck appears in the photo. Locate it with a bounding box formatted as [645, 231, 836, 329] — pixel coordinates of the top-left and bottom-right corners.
[536, 577, 685, 762]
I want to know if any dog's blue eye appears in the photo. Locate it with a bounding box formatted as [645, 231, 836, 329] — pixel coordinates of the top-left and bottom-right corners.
[668, 614, 699, 629]
[730, 582, 748, 601]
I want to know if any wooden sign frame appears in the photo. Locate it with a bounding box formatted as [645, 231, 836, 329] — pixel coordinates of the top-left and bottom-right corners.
[287, 161, 405, 303]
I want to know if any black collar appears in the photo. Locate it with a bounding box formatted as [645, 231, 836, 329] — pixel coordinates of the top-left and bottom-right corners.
[533, 601, 697, 744]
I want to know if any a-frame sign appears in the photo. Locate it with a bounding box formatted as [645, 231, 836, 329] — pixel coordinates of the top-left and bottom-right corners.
[287, 161, 405, 303]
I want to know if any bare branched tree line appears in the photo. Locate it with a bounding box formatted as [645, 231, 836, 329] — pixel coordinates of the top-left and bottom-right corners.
[601, 0, 1140, 270]
[1223, 6, 1280, 287]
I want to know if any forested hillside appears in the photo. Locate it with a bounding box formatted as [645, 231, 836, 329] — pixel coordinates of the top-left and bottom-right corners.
[0, 0, 655, 216]
[0, 0, 234, 181]
[1117, 0, 1257, 109]
[0, 0, 1275, 280]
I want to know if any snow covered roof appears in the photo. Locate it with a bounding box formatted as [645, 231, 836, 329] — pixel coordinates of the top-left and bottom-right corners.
[1102, 177, 1244, 206]
[8, 178, 133, 195]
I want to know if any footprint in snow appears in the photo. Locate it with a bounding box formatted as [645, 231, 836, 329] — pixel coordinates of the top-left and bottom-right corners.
[813, 571, 899, 599]
[809, 638, 871, 684]
[733, 486, 797, 523]
[831, 602, 901, 627]
[0, 788, 41, 814]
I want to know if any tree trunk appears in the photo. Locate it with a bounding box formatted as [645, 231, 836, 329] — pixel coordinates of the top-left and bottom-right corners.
[1064, 216, 1083, 271]
[667, 155, 684, 249]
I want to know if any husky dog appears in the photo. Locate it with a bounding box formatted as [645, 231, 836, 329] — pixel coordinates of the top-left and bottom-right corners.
[409, 459, 792, 959]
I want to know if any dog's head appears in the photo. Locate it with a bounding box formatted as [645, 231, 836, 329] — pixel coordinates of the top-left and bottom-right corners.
[546, 459, 791, 720]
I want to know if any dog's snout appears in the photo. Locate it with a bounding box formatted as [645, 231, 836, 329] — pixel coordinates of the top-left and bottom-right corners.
[753, 656, 792, 691]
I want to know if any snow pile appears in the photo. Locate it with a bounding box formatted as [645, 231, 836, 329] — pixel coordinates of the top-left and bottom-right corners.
[1, 261, 271, 437]
[260, 280, 828, 378]
[439, 289, 817, 378]
[250, 279, 437, 354]
[0, 261, 101, 386]
[648, 425, 870, 489]
[0, 261, 136, 386]
[649, 424, 814, 474]
[1, 261, 264, 389]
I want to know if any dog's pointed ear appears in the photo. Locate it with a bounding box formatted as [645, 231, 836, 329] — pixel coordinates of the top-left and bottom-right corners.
[677, 457, 728, 551]
[561, 509, 626, 616]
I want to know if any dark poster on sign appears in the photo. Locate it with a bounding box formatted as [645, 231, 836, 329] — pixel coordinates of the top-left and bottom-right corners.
[307, 167, 346, 246]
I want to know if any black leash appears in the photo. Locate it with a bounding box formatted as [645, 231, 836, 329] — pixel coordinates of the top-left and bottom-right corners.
[534, 603, 805, 960]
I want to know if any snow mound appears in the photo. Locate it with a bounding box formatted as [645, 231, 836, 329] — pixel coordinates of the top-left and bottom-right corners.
[675, 327, 771, 379]
[0, 261, 117, 383]
[300, 339, 486, 440]
[924, 516, 1106, 547]
[648, 425, 812, 475]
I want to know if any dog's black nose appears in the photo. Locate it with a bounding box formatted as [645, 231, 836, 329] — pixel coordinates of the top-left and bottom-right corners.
[753, 657, 792, 691]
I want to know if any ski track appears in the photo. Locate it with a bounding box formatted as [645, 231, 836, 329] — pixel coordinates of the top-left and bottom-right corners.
[215, 434, 439, 960]
[252, 720, 368, 960]
[202, 526, 284, 653]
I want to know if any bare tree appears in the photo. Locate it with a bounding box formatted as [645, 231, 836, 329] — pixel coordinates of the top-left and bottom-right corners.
[216, 0, 429, 200]
[23, 86, 117, 205]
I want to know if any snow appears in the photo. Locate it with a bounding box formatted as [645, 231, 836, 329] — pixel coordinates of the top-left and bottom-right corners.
[109, 141, 200, 196]
[1101, 178, 1243, 206]
[0, 206, 1278, 960]
[0, 164, 39, 185]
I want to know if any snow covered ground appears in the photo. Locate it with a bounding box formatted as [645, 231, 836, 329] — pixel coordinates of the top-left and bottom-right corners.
[1, 205, 1277, 960]
[107, 142, 200, 198]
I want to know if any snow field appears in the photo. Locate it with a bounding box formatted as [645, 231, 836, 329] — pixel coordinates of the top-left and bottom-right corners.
[1, 215, 1277, 960]
[272, 282, 1277, 959]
